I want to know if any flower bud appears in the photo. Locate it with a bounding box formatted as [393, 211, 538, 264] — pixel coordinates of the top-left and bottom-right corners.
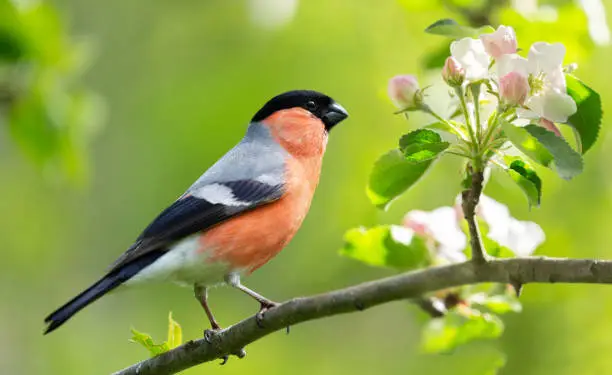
[480, 25, 517, 60]
[499, 71, 529, 105]
[442, 57, 465, 87]
[388, 75, 421, 110]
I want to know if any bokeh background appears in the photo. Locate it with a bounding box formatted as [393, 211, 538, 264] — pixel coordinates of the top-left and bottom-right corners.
[2, 0, 612, 374]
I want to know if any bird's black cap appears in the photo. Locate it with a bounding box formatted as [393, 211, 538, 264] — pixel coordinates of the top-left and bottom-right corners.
[252, 90, 348, 130]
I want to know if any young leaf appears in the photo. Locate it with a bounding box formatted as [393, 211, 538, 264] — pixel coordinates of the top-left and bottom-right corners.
[130, 328, 170, 357]
[424, 18, 494, 39]
[500, 120, 553, 166]
[166, 312, 182, 350]
[525, 125, 583, 180]
[565, 74, 602, 154]
[399, 129, 450, 163]
[507, 160, 542, 208]
[340, 225, 431, 270]
[422, 308, 504, 353]
[367, 149, 433, 209]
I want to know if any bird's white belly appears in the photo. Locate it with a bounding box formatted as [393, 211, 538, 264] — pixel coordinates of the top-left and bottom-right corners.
[124, 235, 230, 287]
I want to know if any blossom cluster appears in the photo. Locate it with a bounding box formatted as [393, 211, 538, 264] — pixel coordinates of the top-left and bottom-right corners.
[388, 25, 578, 136]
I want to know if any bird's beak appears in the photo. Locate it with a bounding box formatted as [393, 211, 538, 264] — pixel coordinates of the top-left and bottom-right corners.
[323, 102, 349, 130]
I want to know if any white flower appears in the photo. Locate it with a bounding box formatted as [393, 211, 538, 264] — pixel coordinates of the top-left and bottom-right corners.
[477, 195, 545, 256]
[404, 207, 467, 263]
[450, 38, 490, 80]
[497, 42, 577, 123]
[480, 25, 518, 59]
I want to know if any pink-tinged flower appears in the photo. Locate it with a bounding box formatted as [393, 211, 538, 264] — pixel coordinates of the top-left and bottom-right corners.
[480, 25, 518, 59]
[388, 75, 421, 110]
[499, 71, 529, 105]
[538, 118, 562, 137]
[442, 56, 465, 87]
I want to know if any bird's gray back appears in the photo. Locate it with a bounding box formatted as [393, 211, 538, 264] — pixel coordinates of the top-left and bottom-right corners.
[187, 122, 287, 193]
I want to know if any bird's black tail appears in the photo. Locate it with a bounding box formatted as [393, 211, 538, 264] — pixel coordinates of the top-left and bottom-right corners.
[44, 251, 164, 334]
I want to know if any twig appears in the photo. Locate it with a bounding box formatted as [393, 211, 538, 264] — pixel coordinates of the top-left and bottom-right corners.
[461, 168, 487, 263]
[113, 257, 612, 375]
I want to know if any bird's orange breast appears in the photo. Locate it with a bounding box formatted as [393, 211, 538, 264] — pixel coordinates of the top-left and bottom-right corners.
[199, 158, 319, 272]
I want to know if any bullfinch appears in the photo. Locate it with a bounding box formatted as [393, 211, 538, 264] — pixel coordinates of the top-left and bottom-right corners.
[44, 90, 348, 334]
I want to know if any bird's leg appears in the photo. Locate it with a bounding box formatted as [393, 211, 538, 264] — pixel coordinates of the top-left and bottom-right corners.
[194, 284, 222, 337]
[225, 273, 280, 327]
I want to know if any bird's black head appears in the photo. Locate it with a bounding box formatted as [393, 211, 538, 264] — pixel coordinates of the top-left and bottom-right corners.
[252, 90, 348, 131]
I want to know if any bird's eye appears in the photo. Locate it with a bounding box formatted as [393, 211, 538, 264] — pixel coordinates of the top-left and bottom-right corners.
[305, 100, 318, 111]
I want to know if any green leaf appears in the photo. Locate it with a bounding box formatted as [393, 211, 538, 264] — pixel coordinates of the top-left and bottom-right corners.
[340, 225, 431, 270]
[422, 308, 504, 353]
[525, 125, 583, 180]
[565, 74, 602, 154]
[500, 120, 553, 166]
[130, 328, 170, 357]
[166, 312, 182, 349]
[399, 129, 450, 163]
[367, 149, 433, 209]
[425, 18, 494, 39]
[507, 160, 542, 208]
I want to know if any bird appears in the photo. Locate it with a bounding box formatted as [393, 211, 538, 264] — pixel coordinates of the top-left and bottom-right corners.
[44, 90, 348, 334]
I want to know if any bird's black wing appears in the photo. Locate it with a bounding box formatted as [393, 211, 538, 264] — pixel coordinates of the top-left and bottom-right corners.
[108, 179, 284, 273]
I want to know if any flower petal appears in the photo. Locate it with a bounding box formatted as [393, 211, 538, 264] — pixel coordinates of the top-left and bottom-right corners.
[500, 219, 545, 256]
[497, 53, 529, 78]
[451, 38, 490, 80]
[544, 67, 566, 92]
[526, 90, 577, 123]
[480, 25, 518, 59]
[527, 42, 566, 74]
[478, 195, 545, 256]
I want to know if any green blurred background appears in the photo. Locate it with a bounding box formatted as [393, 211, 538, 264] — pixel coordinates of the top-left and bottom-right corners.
[2, 0, 612, 374]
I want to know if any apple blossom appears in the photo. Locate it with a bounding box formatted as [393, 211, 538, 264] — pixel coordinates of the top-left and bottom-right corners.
[480, 25, 518, 59]
[450, 38, 489, 80]
[497, 42, 577, 123]
[388, 75, 421, 110]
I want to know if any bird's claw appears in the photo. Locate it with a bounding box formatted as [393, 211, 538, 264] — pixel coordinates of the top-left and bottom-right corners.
[255, 301, 279, 328]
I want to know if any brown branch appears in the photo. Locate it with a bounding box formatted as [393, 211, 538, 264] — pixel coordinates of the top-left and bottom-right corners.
[113, 257, 612, 375]
[462, 169, 487, 263]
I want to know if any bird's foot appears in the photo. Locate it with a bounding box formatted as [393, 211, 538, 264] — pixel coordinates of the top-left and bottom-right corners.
[255, 300, 280, 328]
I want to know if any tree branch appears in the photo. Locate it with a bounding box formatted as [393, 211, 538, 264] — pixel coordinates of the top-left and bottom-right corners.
[462, 169, 487, 263]
[113, 257, 612, 375]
